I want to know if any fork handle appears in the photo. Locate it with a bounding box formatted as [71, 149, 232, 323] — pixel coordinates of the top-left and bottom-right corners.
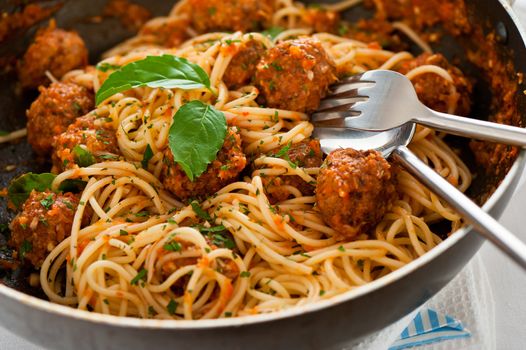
[415, 108, 526, 146]
[392, 145, 526, 270]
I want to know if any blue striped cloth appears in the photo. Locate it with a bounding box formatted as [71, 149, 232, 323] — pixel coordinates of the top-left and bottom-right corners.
[389, 308, 471, 350]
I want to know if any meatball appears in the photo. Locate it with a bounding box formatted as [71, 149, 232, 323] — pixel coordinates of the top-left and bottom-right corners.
[396, 53, 472, 115]
[52, 115, 120, 171]
[161, 127, 247, 201]
[255, 38, 337, 113]
[27, 82, 94, 156]
[316, 149, 396, 240]
[188, 0, 273, 33]
[223, 40, 267, 89]
[260, 139, 323, 203]
[18, 25, 88, 89]
[9, 191, 81, 267]
[139, 17, 190, 48]
[300, 8, 340, 34]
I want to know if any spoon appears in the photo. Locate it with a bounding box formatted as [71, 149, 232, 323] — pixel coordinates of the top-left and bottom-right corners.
[313, 124, 526, 270]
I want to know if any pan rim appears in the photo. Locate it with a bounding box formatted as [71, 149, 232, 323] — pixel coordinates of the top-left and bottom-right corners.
[0, 0, 525, 332]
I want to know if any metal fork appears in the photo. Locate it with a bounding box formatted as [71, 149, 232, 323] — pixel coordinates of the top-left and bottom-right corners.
[312, 70, 526, 146]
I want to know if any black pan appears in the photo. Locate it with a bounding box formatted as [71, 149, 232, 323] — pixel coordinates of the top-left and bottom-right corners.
[0, 1, 524, 349]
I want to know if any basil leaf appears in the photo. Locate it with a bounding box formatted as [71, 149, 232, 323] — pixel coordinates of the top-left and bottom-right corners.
[8, 173, 86, 209]
[141, 144, 153, 169]
[96, 55, 211, 105]
[168, 101, 227, 181]
[72, 145, 95, 167]
[8, 173, 56, 208]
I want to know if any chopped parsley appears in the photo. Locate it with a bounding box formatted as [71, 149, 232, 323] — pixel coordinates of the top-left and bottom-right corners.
[40, 194, 54, 210]
[141, 144, 154, 169]
[338, 245, 345, 252]
[130, 268, 147, 286]
[72, 145, 95, 167]
[167, 299, 178, 315]
[211, 233, 235, 249]
[262, 26, 285, 40]
[163, 240, 182, 252]
[270, 62, 283, 71]
[20, 240, 32, 260]
[240, 271, 251, 278]
[190, 201, 211, 221]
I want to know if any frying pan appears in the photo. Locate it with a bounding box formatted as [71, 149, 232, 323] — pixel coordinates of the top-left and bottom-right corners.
[0, 0, 525, 349]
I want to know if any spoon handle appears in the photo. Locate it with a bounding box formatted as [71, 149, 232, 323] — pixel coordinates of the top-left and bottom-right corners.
[414, 108, 526, 146]
[392, 145, 526, 270]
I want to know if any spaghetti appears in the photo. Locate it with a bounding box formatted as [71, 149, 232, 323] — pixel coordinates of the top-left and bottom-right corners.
[35, 0, 471, 320]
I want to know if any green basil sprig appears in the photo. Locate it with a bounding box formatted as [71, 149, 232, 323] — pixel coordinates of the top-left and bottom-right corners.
[95, 55, 211, 105]
[168, 101, 227, 181]
[8, 173, 86, 209]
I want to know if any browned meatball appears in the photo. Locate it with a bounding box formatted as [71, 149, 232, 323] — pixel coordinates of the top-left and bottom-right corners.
[260, 139, 323, 203]
[27, 82, 94, 156]
[316, 149, 396, 240]
[18, 25, 88, 89]
[52, 115, 120, 171]
[139, 17, 190, 48]
[396, 53, 472, 115]
[255, 38, 337, 113]
[188, 0, 273, 33]
[300, 8, 340, 34]
[9, 191, 81, 267]
[223, 40, 267, 89]
[162, 127, 247, 201]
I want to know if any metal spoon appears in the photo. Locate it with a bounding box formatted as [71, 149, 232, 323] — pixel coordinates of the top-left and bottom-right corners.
[313, 124, 526, 270]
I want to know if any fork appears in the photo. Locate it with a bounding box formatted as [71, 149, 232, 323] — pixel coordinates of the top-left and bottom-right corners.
[312, 70, 526, 146]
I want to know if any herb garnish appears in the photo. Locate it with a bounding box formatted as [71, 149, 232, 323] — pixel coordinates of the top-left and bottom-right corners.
[262, 27, 285, 40]
[168, 101, 227, 181]
[96, 62, 121, 72]
[164, 240, 182, 252]
[142, 144, 154, 169]
[39, 194, 55, 210]
[190, 201, 212, 221]
[72, 145, 95, 167]
[130, 268, 147, 286]
[95, 55, 211, 105]
[7, 173, 86, 208]
[20, 240, 32, 261]
[167, 299, 178, 315]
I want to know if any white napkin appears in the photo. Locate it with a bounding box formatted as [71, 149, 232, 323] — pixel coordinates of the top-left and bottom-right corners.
[346, 255, 495, 350]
